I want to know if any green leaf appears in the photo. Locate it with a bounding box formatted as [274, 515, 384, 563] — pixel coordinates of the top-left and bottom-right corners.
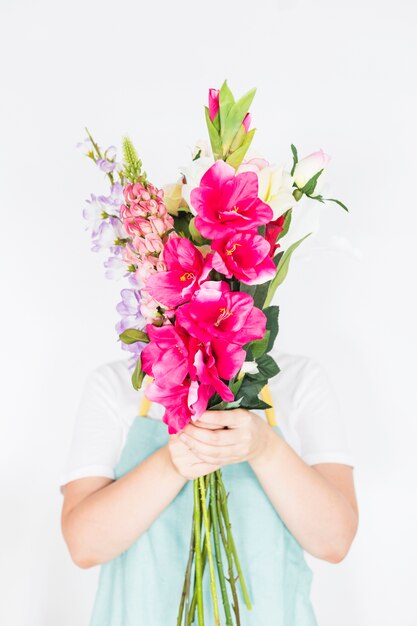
[254, 353, 280, 379]
[324, 197, 349, 212]
[132, 358, 146, 391]
[301, 169, 324, 196]
[188, 217, 205, 244]
[252, 277, 271, 309]
[290, 144, 298, 176]
[277, 209, 292, 241]
[273, 250, 284, 268]
[235, 377, 271, 410]
[263, 234, 311, 307]
[218, 80, 235, 133]
[119, 328, 149, 344]
[222, 87, 256, 153]
[248, 331, 270, 359]
[263, 305, 279, 352]
[239, 282, 257, 297]
[173, 211, 192, 240]
[204, 107, 222, 159]
[225, 128, 256, 169]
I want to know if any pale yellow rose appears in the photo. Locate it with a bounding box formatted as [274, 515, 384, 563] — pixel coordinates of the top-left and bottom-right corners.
[163, 181, 189, 216]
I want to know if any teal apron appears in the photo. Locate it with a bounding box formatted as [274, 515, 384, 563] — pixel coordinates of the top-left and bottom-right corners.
[89, 413, 318, 626]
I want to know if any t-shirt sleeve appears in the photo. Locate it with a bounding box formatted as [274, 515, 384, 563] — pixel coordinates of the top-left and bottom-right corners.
[59, 363, 124, 495]
[292, 358, 355, 467]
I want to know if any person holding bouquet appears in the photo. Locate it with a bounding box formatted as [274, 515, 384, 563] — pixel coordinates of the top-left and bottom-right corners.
[60, 82, 358, 625]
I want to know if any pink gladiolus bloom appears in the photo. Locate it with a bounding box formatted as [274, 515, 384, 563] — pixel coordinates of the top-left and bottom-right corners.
[191, 160, 273, 239]
[141, 322, 189, 387]
[176, 280, 266, 346]
[145, 237, 211, 307]
[209, 230, 276, 285]
[243, 112, 251, 133]
[187, 337, 234, 402]
[145, 378, 212, 433]
[208, 88, 220, 121]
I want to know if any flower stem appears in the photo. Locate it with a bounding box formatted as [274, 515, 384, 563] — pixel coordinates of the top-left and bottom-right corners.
[210, 473, 233, 625]
[194, 479, 204, 626]
[188, 477, 210, 626]
[216, 471, 252, 610]
[199, 476, 220, 626]
[177, 513, 195, 626]
[215, 473, 241, 625]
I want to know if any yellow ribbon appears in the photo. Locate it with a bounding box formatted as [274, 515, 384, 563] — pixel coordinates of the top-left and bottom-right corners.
[139, 376, 277, 427]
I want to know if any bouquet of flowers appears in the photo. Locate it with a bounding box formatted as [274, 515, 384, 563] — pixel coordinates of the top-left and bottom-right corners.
[79, 80, 347, 626]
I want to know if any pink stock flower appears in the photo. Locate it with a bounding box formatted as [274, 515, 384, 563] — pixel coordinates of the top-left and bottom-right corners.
[120, 181, 174, 237]
[139, 289, 162, 321]
[145, 378, 213, 433]
[145, 237, 211, 308]
[208, 230, 276, 285]
[176, 280, 266, 346]
[208, 88, 220, 121]
[191, 160, 273, 239]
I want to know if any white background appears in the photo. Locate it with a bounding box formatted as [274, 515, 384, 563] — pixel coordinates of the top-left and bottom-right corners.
[1, 0, 416, 625]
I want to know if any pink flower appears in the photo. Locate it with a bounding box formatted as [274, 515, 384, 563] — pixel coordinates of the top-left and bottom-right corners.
[145, 378, 213, 433]
[209, 230, 276, 285]
[120, 180, 174, 237]
[190, 160, 273, 239]
[145, 237, 211, 308]
[176, 280, 266, 346]
[187, 337, 234, 403]
[141, 322, 189, 387]
[242, 112, 251, 133]
[208, 88, 220, 121]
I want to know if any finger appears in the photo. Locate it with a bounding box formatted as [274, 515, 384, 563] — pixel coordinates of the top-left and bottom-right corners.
[180, 434, 240, 461]
[197, 410, 244, 429]
[192, 461, 221, 473]
[182, 423, 239, 447]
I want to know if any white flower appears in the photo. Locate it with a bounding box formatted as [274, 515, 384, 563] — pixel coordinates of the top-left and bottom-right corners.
[181, 155, 215, 214]
[239, 361, 259, 376]
[293, 149, 330, 194]
[163, 181, 189, 216]
[238, 159, 296, 219]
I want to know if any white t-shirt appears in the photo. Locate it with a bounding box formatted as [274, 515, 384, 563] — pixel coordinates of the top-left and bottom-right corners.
[59, 351, 355, 495]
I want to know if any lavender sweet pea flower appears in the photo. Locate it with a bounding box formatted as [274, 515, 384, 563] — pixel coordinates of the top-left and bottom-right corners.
[115, 288, 148, 370]
[91, 217, 127, 253]
[104, 251, 129, 280]
[96, 158, 117, 173]
[120, 340, 146, 370]
[115, 288, 146, 334]
[108, 182, 124, 211]
[76, 137, 94, 156]
[83, 193, 109, 238]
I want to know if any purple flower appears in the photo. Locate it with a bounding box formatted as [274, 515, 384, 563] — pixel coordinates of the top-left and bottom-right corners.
[115, 288, 148, 370]
[121, 340, 145, 371]
[115, 288, 146, 334]
[96, 158, 116, 173]
[104, 250, 129, 280]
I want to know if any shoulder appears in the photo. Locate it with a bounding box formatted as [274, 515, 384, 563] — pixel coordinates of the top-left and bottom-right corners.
[268, 349, 332, 408]
[81, 357, 142, 427]
[267, 350, 355, 467]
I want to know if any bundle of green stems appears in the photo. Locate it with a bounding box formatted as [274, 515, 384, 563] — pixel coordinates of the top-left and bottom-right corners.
[177, 469, 252, 626]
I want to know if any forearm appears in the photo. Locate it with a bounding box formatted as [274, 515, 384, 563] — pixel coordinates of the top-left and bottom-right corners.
[249, 427, 358, 562]
[64, 444, 187, 567]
